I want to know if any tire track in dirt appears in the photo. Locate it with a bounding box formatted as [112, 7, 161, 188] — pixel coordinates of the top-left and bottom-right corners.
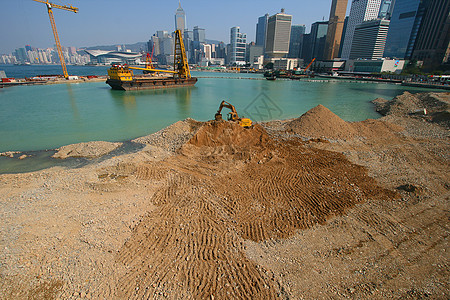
[113, 121, 396, 298]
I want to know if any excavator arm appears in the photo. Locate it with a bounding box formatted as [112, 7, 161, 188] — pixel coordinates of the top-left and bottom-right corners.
[215, 100, 239, 121]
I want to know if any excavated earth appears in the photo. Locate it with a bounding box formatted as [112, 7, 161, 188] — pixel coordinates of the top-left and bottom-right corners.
[0, 92, 448, 299]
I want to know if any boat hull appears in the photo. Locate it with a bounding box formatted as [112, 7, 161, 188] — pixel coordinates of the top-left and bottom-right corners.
[106, 77, 197, 91]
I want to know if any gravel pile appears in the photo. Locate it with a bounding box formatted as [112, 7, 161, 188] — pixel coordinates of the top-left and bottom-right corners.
[373, 91, 450, 129]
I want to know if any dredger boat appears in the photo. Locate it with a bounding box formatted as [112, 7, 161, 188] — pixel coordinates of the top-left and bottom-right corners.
[106, 30, 197, 91]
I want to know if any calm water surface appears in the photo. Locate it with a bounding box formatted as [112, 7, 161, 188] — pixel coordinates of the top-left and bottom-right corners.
[0, 65, 434, 153]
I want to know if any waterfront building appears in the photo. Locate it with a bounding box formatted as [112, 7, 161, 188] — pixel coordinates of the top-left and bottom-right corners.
[324, 0, 349, 60]
[14, 48, 28, 63]
[268, 58, 300, 70]
[411, 0, 450, 70]
[175, 1, 186, 33]
[383, 0, 425, 59]
[230, 26, 247, 65]
[288, 25, 306, 58]
[265, 9, 292, 58]
[248, 44, 264, 64]
[311, 60, 346, 73]
[84, 50, 141, 65]
[311, 21, 329, 61]
[341, 0, 383, 59]
[350, 18, 390, 59]
[345, 58, 405, 73]
[256, 14, 269, 49]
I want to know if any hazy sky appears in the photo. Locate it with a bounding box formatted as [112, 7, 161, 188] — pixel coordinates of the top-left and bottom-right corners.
[0, 0, 348, 54]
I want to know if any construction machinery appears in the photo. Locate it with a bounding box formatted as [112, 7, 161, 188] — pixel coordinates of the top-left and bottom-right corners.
[304, 58, 316, 72]
[33, 0, 78, 79]
[214, 101, 252, 128]
[106, 30, 197, 90]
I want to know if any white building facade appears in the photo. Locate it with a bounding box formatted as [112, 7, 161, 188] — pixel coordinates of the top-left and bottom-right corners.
[230, 27, 247, 65]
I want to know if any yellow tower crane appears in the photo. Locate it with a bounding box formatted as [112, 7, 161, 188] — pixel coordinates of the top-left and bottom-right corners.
[33, 0, 78, 79]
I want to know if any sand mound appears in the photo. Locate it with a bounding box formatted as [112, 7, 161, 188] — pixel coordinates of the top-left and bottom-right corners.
[188, 120, 268, 148]
[132, 118, 202, 152]
[286, 104, 357, 139]
[52, 141, 122, 159]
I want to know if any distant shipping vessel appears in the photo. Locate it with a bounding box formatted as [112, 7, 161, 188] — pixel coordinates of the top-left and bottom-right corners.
[106, 29, 197, 91]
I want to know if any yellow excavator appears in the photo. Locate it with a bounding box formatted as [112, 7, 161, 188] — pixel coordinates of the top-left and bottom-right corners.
[214, 101, 252, 128]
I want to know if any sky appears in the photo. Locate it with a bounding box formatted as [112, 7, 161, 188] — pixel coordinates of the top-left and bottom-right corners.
[0, 0, 348, 55]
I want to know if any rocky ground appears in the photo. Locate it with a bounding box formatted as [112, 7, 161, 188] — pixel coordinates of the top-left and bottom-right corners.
[0, 92, 448, 299]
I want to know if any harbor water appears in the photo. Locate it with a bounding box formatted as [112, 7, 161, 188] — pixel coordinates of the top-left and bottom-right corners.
[0, 65, 434, 154]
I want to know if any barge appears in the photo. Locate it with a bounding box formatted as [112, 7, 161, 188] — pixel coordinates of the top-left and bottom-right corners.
[106, 29, 197, 91]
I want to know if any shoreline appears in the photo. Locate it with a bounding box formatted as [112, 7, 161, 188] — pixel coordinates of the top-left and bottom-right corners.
[1, 90, 448, 174]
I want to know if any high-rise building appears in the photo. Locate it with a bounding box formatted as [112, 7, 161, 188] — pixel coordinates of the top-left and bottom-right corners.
[341, 0, 383, 59]
[349, 18, 390, 59]
[193, 26, 206, 43]
[411, 0, 450, 70]
[265, 9, 292, 58]
[288, 25, 306, 58]
[301, 34, 313, 63]
[230, 26, 247, 65]
[175, 1, 186, 32]
[338, 16, 349, 57]
[324, 0, 349, 60]
[184, 30, 194, 63]
[311, 21, 329, 61]
[383, 0, 425, 59]
[256, 14, 269, 48]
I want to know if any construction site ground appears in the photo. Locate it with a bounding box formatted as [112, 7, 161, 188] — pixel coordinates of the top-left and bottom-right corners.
[0, 92, 448, 299]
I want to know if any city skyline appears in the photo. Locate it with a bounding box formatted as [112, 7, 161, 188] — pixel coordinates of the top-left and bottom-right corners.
[0, 0, 344, 55]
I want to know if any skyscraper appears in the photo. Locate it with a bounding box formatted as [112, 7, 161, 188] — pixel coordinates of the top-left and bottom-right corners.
[324, 0, 349, 60]
[230, 26, 247, 65]
[311, 21, 329, 60]
[341, 0, 383, 59]
[256, 14, 269, 48]
[193, 26, 206, 43]
[412, 0, 450, 70]
[288, 25, 306, 58]
[265, 9, 292, 58]
[175, 1, 186, 32]
[350, 18, 390, 59]
[383, 0, 425, 59]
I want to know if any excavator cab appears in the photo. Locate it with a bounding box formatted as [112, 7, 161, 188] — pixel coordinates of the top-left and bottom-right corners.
[214, 100, 252, 128]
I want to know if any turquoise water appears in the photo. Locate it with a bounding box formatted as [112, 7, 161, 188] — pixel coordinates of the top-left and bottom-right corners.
[0, 69, 433, 153]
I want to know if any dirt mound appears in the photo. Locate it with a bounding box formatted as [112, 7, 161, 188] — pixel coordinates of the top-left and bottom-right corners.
[132, 118, 202, 152]
[286, 104, 357, 140]
[188, 120, 269, 148]
[52, 141, 122, 159]
[114, 119, 396, 299]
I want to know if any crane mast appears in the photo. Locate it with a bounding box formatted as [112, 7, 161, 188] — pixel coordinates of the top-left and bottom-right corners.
[33, 0, 78, 79]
